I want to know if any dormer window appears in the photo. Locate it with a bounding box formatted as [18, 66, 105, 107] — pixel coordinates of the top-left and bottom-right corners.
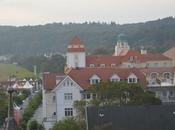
[110, 74, 120, 82]
[90, 64, 95, 68]
[111, 64, 116, 67]
[90, 75, 100, 85]
[128, 73, 137, 83]
[100, 64, 105, 68]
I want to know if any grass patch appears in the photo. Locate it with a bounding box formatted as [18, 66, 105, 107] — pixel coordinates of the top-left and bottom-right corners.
[0, 64, 34, 81]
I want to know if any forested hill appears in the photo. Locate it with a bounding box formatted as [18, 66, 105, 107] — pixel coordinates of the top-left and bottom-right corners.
[0, 17, 175, 55]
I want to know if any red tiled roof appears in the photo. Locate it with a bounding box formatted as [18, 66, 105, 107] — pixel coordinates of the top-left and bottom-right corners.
[163, 46, 175, 60]
[69, 36, 84, 45]
[86, 55, 122, 67]
[67, 68, 146, 89]
[121, 50, 143, 62]
[141, 53, 170, 61]
[43, 72, 64, 90]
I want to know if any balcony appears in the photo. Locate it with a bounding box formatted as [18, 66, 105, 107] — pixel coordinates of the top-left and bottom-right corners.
[147, 79, 174, 87]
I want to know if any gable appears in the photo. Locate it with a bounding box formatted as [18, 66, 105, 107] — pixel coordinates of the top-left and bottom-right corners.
[52, 76, 83, 92]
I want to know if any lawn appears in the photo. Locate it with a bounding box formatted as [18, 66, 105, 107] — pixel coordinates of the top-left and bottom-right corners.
[0, 64, 34, 81]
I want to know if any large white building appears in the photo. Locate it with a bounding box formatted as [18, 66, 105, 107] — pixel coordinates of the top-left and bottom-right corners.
[42, 36, 175, 130]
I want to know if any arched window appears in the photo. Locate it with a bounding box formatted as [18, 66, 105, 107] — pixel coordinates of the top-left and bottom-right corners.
[163, 72, 171, 79]
[150, 72, 158, 80]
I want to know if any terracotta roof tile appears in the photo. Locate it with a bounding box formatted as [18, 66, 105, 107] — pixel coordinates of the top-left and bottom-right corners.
[86, 55, 122, 67]
[43, 72, 64, 90]
[67, 68, 146, 89]
[142, 53, 170, 61]
[69, 36, 84, 45]
[163, 46, 175, 60]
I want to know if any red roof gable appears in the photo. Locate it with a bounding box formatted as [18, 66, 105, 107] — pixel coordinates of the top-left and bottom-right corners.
[163, 46, 175, 60]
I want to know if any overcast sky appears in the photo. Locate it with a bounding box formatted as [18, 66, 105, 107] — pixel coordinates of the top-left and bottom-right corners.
[0, 0, 175, 26]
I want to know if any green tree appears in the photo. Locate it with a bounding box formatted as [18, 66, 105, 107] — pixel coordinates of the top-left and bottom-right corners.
[0, 91, 8, 127]
[89, 81, 161, 106]
[52, 118, 85, 130]
[28, 120, 44, 130]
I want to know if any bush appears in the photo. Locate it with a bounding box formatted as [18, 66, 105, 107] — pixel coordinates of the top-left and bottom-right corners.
[52, 118, 85, 130]
[18, 91, 42, 130]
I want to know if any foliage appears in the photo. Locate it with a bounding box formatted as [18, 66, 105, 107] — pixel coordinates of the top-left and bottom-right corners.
[13, 89, 31, 105]
[89, 81, 161, 106]
[0, 64, 34, 81]
[0, 91, 8, 127]
[93, 123, 115, 130]
[73, 100, 86, 120]
[52, 118, 85, 130]
[18, 91, 42, 130]
[28, 120, 44, 130]
[0, 17, 175, 55]
[11, 54, 65, 73]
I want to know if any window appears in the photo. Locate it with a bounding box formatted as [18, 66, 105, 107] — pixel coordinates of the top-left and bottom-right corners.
[128, 74, 137, 83]
[90, 75, 100, 85]
[92, 93, 96, 99]
[91, 79, 100, 84]
[90, 64, 95, 68]
[111, 78, 120, 82]
[86, 94, 91, 99]
[65, 108, 73, 116]
[164, 62, 167, 67]
[110, 74, 120, 82]
[151, 73, 158, 79]
[129, 56, 134, 61]
[111, 64, 116, 67]
[100, 64, 105, 67]
[53, 112, 56, 117]
[64, 93, 73, 100]
[53, 96, 56, 102]
[154, 63, 158, 67]
[71, 82, 73, 86]
[128, 78, 137, 83]
[67, 80, 69, 86]
[163, 73, 170, 79]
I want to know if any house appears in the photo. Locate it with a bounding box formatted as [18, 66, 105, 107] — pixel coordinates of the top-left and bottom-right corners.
[42, 36, 175, 130]
[42, 68, 146, 130]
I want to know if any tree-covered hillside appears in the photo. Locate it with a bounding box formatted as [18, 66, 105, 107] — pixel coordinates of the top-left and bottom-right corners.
[0, 17, 175, 55]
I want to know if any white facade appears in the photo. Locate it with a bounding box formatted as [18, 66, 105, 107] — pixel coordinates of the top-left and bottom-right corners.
[66, 52, 86, 68]
[53, 76, 83, 121]
[42, 76, 83, 130]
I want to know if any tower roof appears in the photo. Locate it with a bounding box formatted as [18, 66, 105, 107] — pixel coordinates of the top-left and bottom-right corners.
[69, 36, 84, 45]
[67, 36, 85, 52]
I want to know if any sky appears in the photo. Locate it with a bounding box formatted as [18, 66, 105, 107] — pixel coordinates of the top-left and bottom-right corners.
[0, 0, 175, 26]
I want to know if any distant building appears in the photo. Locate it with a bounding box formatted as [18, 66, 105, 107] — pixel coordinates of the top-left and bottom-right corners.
[42, 36, 175, 130]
